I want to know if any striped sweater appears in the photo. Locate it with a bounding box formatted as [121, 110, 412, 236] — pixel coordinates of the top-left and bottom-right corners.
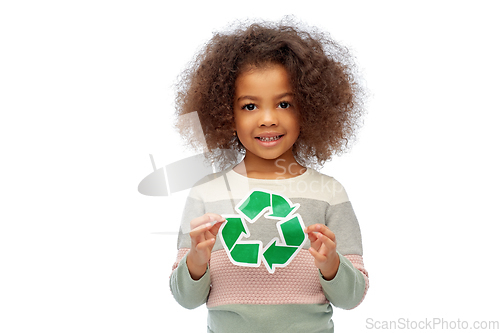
[170, 167, 369, 333]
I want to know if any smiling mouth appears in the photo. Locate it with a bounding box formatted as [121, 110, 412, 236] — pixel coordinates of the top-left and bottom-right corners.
[257, 135, 284, 142]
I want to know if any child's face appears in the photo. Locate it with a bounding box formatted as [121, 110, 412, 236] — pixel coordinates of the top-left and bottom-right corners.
[233, 63, 300, 164]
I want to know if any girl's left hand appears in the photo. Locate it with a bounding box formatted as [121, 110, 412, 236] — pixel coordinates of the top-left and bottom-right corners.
[304, 224, 340, 281]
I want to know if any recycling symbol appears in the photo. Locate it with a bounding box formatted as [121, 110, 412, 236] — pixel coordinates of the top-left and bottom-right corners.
[219, 189, 306, 273]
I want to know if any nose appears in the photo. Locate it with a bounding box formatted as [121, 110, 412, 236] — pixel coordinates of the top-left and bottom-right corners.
[259, 107, 278, 127]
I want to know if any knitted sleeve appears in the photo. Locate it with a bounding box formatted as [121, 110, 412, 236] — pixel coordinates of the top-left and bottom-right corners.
[169, 251, 211, 309]
[319, 253, 369, 309]
[320, 188, 369, 309]
[169, 189, 211, 309]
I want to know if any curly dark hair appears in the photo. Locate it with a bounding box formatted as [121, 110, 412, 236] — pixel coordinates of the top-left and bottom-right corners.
[174, 17, 366, 170]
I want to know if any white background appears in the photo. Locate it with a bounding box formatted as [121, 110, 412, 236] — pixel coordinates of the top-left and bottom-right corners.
[1, 1, 499, 332]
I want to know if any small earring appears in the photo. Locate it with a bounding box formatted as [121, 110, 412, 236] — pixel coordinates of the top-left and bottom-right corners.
[233, 131, 237, 136]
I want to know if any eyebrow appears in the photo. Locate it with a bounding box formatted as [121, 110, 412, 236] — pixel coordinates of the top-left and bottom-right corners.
[236, 92, 294, 101]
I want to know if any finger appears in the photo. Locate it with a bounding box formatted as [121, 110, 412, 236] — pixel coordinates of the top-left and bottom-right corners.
[304, 224, 328, 235]
[306, 224, 336, 242]
[209, 221, 224, 236]
[206, 213, 226, 224]
[307, 231, 319, 243]
[199, 221, 226, 243]
[316, 232, 337, 252]
[190, 213, 226, 230]
[196, 238, 216, 251]
[309, 237, 322, 253]
[303, 224, 319, 234]
[190, 215, 212, 230]
[190, 222, 213, 239]
[306, 228, 326, 253]
[309, 246, 327, 263]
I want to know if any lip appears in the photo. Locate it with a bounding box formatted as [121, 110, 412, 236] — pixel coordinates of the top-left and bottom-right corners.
[254, 133, 284, 147]
[255, 132, 284, 139]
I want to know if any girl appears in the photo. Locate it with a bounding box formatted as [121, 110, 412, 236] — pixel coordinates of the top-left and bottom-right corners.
[170, 18, 368, 332]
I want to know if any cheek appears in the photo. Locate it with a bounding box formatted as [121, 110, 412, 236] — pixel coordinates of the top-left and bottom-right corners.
[233, 117, 243, 133]
[233, 115, 250, 139]
[288, 115, 301, 135]
[232, 111, 241, 130]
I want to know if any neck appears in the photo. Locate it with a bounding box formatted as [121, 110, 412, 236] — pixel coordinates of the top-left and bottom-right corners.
[233, 153, 306, 179]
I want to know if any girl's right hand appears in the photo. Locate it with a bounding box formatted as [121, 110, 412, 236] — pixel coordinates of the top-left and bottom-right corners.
[186, 213, 225, 280]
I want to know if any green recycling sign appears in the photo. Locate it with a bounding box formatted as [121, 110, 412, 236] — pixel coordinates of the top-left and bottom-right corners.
[219, 189, 307, 273]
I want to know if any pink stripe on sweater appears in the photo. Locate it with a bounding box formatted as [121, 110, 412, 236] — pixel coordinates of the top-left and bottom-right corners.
[207, 249, 328, 307]
[171, 249, 369, 308]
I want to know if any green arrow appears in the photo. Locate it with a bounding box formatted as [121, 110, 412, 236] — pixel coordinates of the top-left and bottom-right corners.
[268, 194, 299, 218]
[237, 191, 270, 221]
[223, 190, 306, 273]
[221, 217, 247, 251]
[263, 240, 297, 271]
[230, 243, 260, 265]
[279, 216, 306, 247]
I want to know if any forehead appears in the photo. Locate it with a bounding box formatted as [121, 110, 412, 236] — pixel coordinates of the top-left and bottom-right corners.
[235, 64, 292, 94]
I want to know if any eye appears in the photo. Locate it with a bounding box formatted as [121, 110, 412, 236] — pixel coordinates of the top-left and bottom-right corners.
[278, 101, 291, 109]
[242, 103, 256, 111]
